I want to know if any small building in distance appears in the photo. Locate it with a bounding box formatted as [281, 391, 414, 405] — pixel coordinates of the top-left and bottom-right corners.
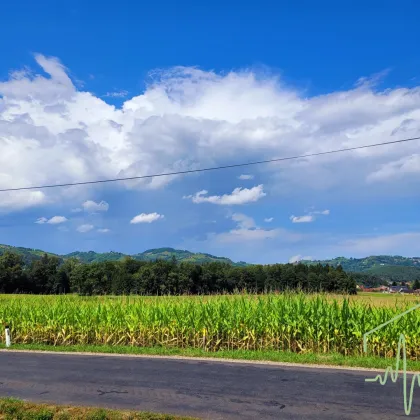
[387, 285, 413, 294]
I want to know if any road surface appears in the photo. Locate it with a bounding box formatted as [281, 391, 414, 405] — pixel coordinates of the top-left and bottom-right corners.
[0, 351, 417, 419]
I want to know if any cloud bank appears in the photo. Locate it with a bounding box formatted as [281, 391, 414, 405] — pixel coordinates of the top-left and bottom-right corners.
[1, 54, 420, 217]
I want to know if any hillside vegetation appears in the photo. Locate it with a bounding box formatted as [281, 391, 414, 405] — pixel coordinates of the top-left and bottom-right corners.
[0, 244, 248, 266]
[1, 244, 419, 283]
[302, 255, 420, 283]
[364, 265, 420, 282]
[303, 255, 420, 270]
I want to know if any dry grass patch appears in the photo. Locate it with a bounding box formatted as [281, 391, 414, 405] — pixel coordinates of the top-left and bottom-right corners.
[0, 398, 197, 420]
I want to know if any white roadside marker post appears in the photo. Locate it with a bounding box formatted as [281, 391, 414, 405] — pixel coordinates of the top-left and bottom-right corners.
[5, 324, 11, 347]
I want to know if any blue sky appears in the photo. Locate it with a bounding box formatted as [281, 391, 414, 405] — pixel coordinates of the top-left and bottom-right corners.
[1, 0, 420, 264]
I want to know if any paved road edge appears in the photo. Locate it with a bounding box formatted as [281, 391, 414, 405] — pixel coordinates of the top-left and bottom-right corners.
[0, 348, 412, 374]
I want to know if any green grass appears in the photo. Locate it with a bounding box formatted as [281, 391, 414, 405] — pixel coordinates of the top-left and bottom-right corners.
[0, 398, 197, 419]
[3, 343, 420, 372]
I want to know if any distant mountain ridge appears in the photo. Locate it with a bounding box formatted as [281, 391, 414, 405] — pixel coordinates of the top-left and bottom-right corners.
[301, 255, 420, 282]
[1, 245, 420, 281]
[0, 244, 249, 266]
[301, 255, 420, 271]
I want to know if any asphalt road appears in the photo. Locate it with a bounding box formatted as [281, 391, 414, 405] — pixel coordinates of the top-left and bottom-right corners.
[0, 351, 418, 419]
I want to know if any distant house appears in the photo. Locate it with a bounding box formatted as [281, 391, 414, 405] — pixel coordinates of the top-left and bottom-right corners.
[387, 285, 413, 294]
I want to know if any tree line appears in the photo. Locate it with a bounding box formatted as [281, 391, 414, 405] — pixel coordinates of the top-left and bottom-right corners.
[0, 251, 357, 295]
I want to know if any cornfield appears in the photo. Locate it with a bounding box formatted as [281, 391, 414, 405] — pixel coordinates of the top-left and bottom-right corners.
[0, 293, 419, 359]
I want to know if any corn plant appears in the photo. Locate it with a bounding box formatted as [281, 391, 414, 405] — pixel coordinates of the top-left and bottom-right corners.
[0, 293, 418, 358]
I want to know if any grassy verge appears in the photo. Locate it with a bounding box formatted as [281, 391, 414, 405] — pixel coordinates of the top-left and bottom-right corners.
[3, 343, 420, 372]
[0, 397, 197, 420]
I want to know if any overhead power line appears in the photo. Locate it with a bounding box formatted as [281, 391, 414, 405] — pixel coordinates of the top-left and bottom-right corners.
[0, 135, 419, 193]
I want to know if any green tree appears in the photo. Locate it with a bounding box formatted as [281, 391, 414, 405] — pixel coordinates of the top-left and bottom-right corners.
[0, 251, 25, 293]
[29, 253, 61, 293]
[307, 272, 320, 292]
[57, 257, 80, 294]
[0, 249, 360, 296]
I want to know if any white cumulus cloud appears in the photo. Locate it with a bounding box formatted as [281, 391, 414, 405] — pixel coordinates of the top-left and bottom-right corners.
[238, 174, 254, 180]
[35, 215, 68, 224]
[47, 215, 68, 224]
[0, 191, 47, 212]
[82, 200, 109, 212]
[264, 217, 274, 222]
[312, 209, 330, 215]
[35, 217, 48, 224]
[290, 208, 330, 223]
[130, 212, 164, 224]
[211, 212, 301, 244]
[289, 255, 314, 263]
[290, 215, 315, 223]
[77, 224, 94, 233]
[366, 154, 420, 183]
[105, 90, 128, 98]
[97, 228, 110, 233]
[231, 213, 256, 229]
[187, 185, 266, 205]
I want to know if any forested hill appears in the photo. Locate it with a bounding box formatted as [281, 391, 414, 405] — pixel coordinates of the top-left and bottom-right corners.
[302, 255, 420, 271]
[0, 245, 248, 266]
[301, 255, 420, 283]
[0, 247, 356, 295]
[1, 244, 419, 282]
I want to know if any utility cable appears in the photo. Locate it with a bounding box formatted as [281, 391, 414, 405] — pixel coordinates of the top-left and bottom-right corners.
[0, 136, 419, 193]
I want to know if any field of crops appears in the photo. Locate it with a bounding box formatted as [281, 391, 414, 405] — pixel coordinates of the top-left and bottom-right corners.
[0, 293, 419, 359]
